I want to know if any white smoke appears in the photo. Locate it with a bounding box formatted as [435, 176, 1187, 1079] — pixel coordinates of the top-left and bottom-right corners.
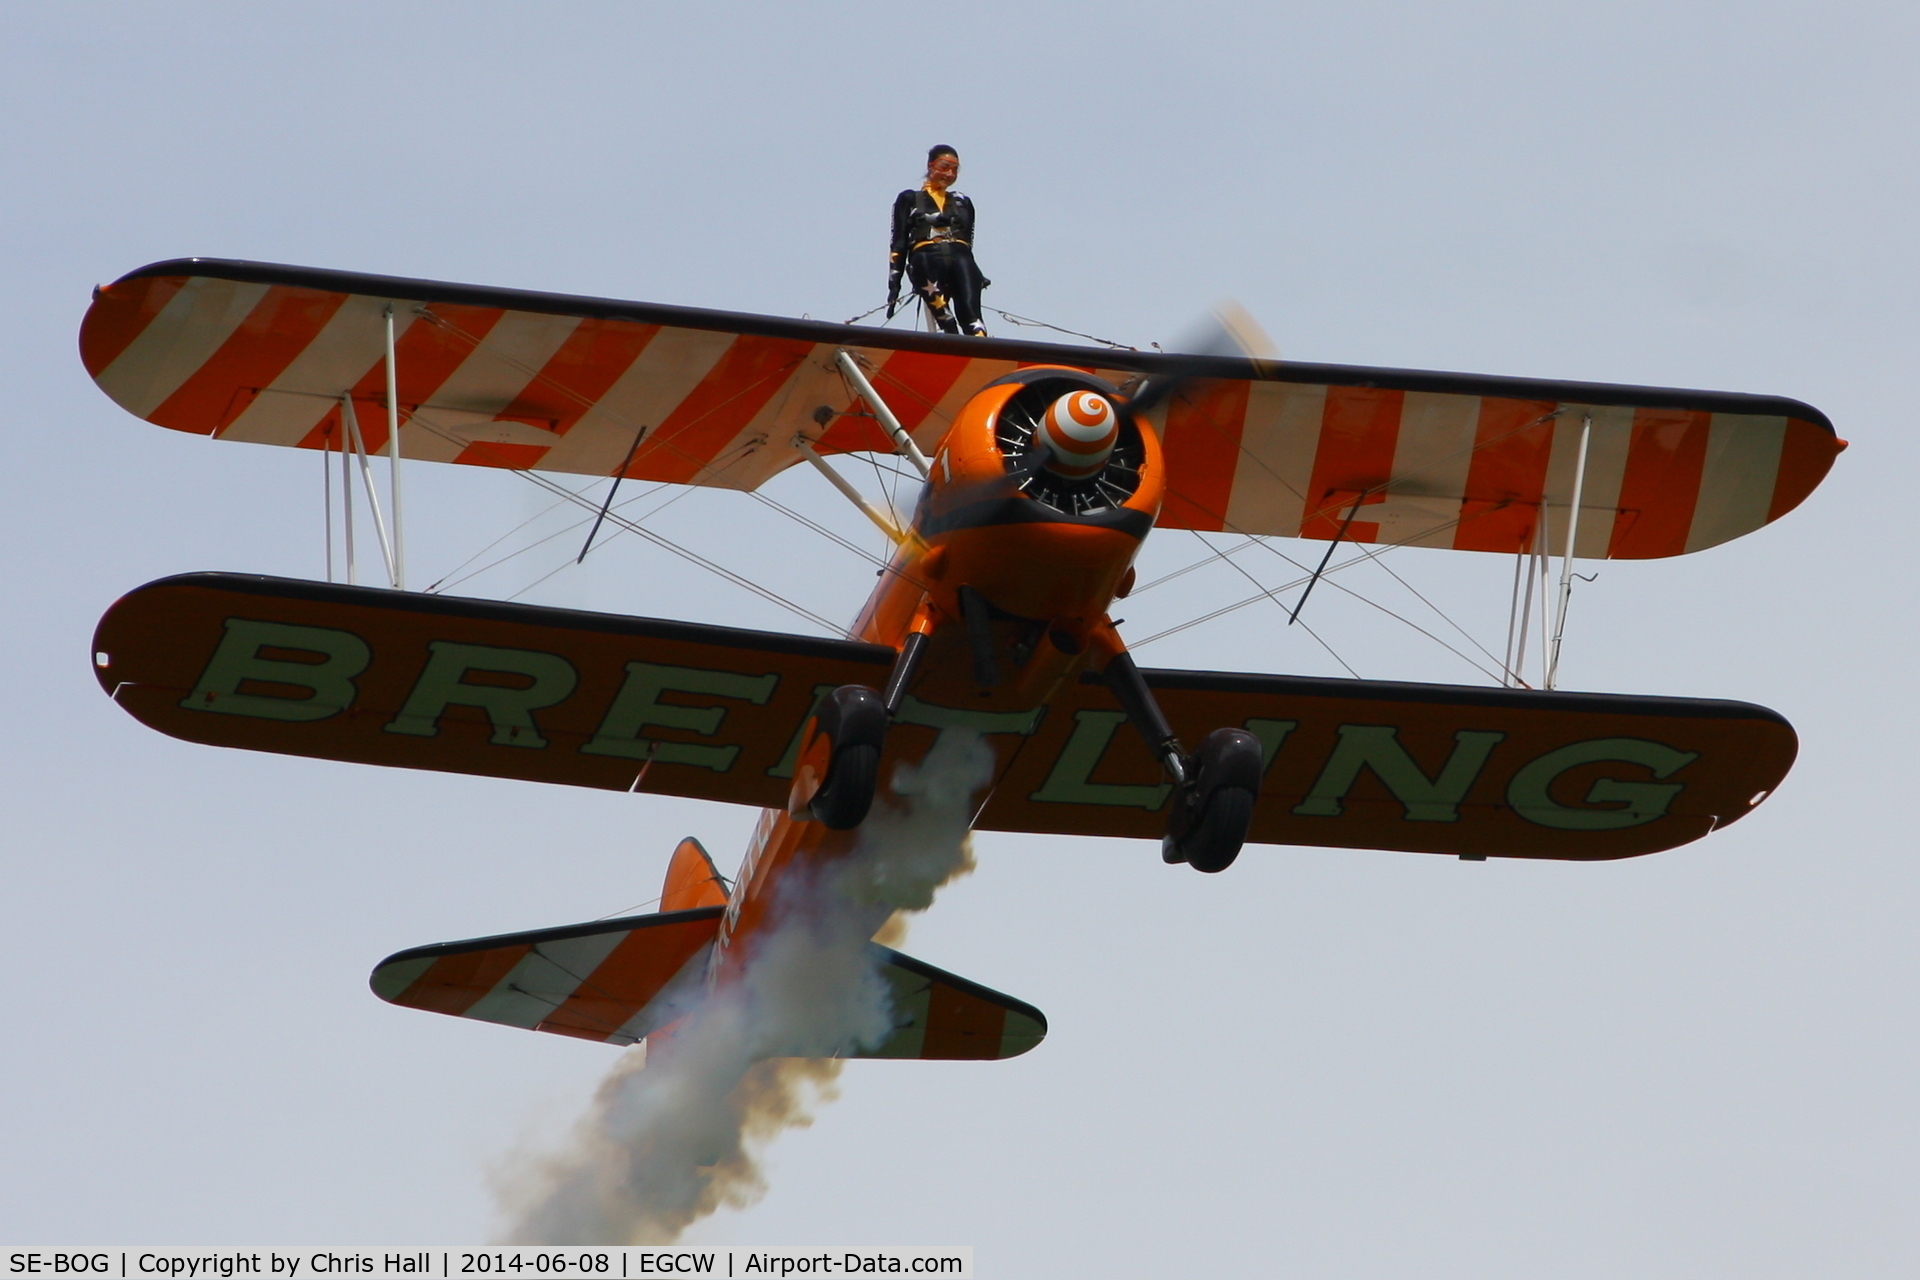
[495, 728, 992, 1244]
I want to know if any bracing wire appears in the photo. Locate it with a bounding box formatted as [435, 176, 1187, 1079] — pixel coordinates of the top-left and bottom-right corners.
[1137, 526, 1508, 683]
[424, 476, 677, 593]
[748, 490, 890, 569]
[986, 308, 1137, 350]
[440, 479, 702, 597]
[398, 404, 842, 631]
[514, 470, 844, 635]
[1192, 531, 1361, 679]
[1131, 534, 1263, 595]
[1366, 554, 1516, 680]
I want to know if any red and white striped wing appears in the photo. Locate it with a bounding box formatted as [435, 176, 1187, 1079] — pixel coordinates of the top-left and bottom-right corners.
[80, 259, 1024, 492]
[1148, 373, 1841, 558]
[82, 259, 1839, 554]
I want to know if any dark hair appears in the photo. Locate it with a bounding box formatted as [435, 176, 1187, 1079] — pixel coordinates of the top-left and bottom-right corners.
[927, 144, 958, 165]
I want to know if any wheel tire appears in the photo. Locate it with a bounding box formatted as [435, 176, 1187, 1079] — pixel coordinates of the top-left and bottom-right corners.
[812, 742, 881, 830]
[1182, 786, 1254, 873]
[1164, 727, 1262, 872]
[804, 685, 887, 830]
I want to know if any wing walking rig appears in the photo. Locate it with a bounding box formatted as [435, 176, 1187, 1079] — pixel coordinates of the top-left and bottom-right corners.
[82, 258, 1842, 1058]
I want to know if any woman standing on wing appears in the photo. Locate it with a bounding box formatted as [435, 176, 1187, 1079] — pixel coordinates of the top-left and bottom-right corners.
[888, 145, 989, 337]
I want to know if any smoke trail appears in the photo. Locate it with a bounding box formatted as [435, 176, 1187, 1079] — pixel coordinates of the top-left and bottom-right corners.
[495, 729, 991, 1244]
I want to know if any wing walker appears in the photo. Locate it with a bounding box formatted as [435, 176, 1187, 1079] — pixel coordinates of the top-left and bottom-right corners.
[81, 252, 1842, 1060]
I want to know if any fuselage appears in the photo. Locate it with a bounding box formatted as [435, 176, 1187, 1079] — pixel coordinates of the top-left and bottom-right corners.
[711, 367, 1165, 977]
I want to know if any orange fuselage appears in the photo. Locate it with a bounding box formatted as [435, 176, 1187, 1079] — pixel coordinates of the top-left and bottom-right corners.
[712, 368, 1163, 978]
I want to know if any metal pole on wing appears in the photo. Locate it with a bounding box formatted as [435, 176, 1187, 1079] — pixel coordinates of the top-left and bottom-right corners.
[341, 410, 355, 585]
[834, 350, 931, 479]
[1537, 527, 1551, 683]
[341, 393, 399, 588]
[1546, 413, 1592, 690]
[384, 305, 405, 591]
[578, 424, 648, 564]
[323, 422, 333, 583]
[1289, 494, 1366, 626]
[798, 443, 905, 543]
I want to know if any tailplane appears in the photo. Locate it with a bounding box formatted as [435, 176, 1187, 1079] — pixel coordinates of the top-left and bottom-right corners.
[370, 844, 1044, 1060]
[370, 904, 719, 1046]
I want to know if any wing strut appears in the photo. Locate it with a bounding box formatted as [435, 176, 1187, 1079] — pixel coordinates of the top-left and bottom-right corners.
[834, 350, 931, 478]
[799, 444, 904, 542]
[1288, 494, 1368, 625]
[341, 394, 398, 589]
[577, 424, 649, 564]
[383, 305, 406, 591]
[1545, 413, 1593, 690]
[322, 421, 334, 583]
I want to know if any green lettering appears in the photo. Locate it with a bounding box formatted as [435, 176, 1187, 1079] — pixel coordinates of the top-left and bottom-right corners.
[181, 617, 370, 722]
[1030, 709, 1171, 810]
[384, 641, 578, 747]
[1507, 738, 1698, 830]
[1293, 725, 1506, 821]
[767, 683, 839, 779]
[581, 661, 777, 771]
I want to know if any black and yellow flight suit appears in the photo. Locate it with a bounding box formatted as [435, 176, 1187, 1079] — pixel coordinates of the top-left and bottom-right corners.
[889, 186, 988, 336]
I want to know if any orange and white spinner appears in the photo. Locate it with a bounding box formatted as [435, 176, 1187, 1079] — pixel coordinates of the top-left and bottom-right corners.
[1039, 391, 1119, 478]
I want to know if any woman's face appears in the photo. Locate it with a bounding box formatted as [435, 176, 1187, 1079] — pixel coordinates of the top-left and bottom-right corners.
[926, 153, 959, 191]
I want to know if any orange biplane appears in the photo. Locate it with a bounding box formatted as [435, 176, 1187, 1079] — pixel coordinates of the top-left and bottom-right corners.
[82, 258, 1841, 1061]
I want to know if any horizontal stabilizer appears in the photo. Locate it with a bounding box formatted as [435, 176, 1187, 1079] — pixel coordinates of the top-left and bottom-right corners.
[372, 906, 721, 1045]
[371, 908, 1045, 1060]
[857, 947, 1046, 1061]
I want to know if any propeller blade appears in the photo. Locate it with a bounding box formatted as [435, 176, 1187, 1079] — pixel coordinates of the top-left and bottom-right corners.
[1127, 301, 1280, 415]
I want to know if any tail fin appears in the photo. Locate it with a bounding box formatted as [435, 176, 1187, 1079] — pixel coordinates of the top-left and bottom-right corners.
[661, 836, 729, 911]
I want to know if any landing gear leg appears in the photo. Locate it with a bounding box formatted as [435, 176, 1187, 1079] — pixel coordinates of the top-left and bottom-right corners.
[883, 629, 930, 716]
[1099, 650, 1188, 786]
[1099, 648, 1260, 873]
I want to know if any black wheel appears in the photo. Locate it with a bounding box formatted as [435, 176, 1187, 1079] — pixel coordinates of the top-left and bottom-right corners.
[1181, 786, 1254, 873]
[812, 743, 880, 830]
[805, 685, 887, 830]
[1163, 727, 1262, 872]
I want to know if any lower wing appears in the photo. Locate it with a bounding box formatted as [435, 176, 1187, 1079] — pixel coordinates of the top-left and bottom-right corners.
[96, 572, 1792, 861]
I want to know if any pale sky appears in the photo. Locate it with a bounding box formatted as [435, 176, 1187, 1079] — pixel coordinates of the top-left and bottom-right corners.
[4, 2, 1917, 1275]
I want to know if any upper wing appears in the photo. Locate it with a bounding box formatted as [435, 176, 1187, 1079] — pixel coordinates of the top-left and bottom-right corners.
[79, 258, 1035, 491]
[971, 668, 1797, 861]
[82, 259, 1838, 553]
[1148, 368, 1842, 558]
